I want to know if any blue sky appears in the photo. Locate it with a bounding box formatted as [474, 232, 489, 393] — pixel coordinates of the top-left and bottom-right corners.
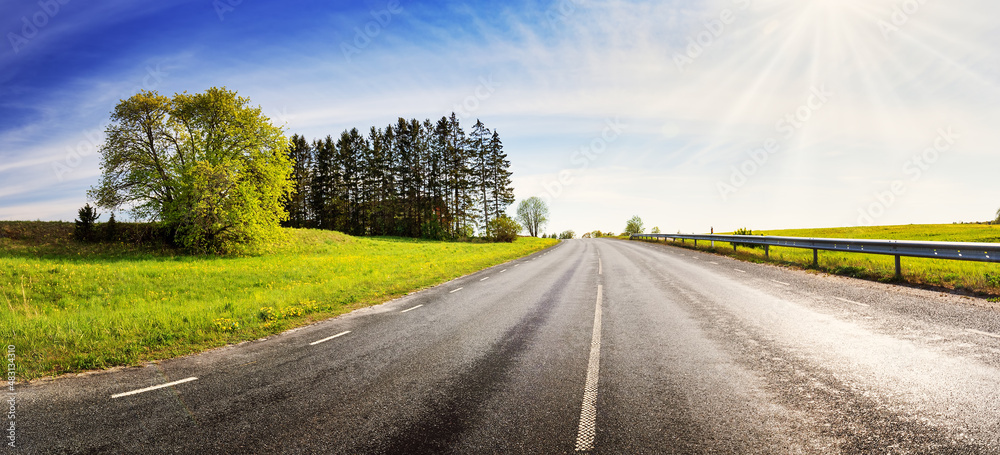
[2, 0, 999, 235]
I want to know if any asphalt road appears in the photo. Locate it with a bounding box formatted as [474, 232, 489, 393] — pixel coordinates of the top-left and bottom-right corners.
[15, 238, 1000, 453]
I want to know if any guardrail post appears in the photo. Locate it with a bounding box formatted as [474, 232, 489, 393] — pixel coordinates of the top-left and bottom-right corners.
[813, 249, 818, 267]
[895, 255, 901, 278]
[733, 242, 737, 252]
[694, 239, 698, 247]
[764, 245, 769, 258]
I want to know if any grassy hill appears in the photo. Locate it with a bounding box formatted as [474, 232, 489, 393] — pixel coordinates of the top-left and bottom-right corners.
[646, 224, 1000, 296]
[0, 222, 557, 380]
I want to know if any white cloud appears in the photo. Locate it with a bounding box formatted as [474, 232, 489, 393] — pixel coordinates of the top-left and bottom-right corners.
[2, 0, 998, 231]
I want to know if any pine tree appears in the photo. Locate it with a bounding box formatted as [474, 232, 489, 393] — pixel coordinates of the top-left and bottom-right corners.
[311, 136, 337, 230]
[469, 120, 492, 235]
[488, 131, 515, 221]
[295, 115, 513, 240]
[284, 134, 313, 228]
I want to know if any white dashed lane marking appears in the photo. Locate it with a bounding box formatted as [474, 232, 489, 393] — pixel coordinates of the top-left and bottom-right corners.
[834, 297, 869, 307]
[501, 269, 507, 273]
[480, 276, 490, 281]
[310, 330, 352, 346]
[111, 377, 198, 399]
[450, 287, 463, 293]
[967, 328, 1000, 339]
[734, 269, 746, 273]
[400, 304, 423, 313]
[771, 279, 791, 286]
[709, 262, 719, 265]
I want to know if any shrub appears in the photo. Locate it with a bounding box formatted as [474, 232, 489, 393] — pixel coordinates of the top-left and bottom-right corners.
[487, 215, 521, 243]
[733, 227, 764, 249]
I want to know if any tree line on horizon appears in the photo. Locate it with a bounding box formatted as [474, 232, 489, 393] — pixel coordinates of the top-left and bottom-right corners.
[282, 113, 516, 240]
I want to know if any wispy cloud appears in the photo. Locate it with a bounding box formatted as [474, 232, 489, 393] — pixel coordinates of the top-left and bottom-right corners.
[1, 0, 997, 233]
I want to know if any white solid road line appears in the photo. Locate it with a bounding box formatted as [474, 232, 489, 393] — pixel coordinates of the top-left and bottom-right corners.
[400, 304, 423, 313]
[834, 297, 869, 307]
[771, 279, 791, 286]
[310, 330, 352, 346]
[967, 328, 1000, 339]
[480, 276, 490, 281]
[111, 377, 198, 399]
[734, 269, 746, 273]
[575, 285, 603, 452]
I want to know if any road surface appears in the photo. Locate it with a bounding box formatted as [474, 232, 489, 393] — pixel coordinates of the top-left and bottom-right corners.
[16, 239, 1000, 453]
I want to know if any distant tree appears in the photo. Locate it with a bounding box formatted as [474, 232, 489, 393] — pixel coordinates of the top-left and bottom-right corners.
[651, 226, 661, 234]
[516, 197, 549, 237]
[624, 215, 644, 235]
[103, 212, 119, 242]
[74, 203, 101, 242]
[559, 230, 575, 239]
[89, 88, 292, 254]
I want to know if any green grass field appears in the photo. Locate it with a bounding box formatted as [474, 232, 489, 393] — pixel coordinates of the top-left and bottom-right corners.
[640, 224, 1000, 296]
[0, 222, 557, 380]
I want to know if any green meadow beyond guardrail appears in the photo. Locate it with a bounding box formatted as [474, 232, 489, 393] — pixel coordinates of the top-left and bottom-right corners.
[629, 233, 1000, 277]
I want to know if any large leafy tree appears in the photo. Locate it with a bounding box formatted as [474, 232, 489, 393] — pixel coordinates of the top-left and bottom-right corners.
[624, 215, 644, 235]
[89, 87, 293, 254]
[516, 196, 549, 237]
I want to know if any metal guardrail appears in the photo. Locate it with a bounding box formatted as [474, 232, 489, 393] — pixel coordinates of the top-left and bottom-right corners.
[629, 233, 1000, 276]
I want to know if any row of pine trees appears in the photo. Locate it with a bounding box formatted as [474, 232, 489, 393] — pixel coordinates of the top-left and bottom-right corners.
[283, 113, 516, 239]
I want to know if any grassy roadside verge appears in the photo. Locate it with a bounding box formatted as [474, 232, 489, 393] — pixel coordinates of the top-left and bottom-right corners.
[1, 223, 557, 380]
[633, 224, 1000, 297]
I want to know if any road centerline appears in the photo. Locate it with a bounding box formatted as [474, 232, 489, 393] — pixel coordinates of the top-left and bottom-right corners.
[480, 276, 490, 281]
[401, 304, 423, 313]
[111, 377, 198, 399]
[575, 284, 604, 452]
[967, 328, 1000, 339]
[449, 287, 464, 293]
[310, 330, 351, 346]
[834, 297, 869, 307]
